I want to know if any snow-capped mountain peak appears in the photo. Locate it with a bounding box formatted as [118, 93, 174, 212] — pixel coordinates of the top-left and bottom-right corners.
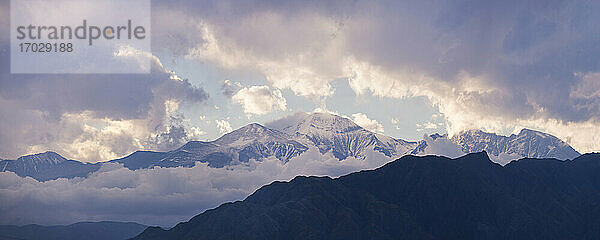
[16, 151, 67, 165]
[268, 112, 417, 160]
[215, 123, 290, 147]
[269, 112, 364, 137]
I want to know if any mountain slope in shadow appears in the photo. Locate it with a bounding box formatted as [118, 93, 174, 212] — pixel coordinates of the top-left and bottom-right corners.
[132, 152, 600, 240]
[0, 221, 147, 240]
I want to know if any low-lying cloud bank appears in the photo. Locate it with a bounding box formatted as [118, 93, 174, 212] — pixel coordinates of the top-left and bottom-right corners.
[0, 148, 395, 227]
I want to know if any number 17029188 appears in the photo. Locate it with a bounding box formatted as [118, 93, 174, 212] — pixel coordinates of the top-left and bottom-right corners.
[19, 42, 73, 53]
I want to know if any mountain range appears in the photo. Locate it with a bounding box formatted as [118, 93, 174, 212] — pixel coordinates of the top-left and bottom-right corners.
[0, 112, 581, 181]
[132, 152, 600, 240]
[0, 221, 147, 240]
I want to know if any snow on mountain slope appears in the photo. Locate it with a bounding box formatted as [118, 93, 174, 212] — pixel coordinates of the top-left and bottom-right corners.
[16, 151, 67, 165]
[409, 129, 581, 164]
[451, 129, 580, 162]
[268, 112, 417, 160]
[264, 112, 309, 134]
[126, 123, 309, 168]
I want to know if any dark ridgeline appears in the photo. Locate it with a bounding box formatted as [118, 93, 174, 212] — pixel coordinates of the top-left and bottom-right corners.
[0, 221, 147, 240]
[132, 152, 600, 240]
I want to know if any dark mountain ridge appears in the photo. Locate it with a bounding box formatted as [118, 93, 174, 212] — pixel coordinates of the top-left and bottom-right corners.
[0, 221, 147, 240]
[132, 152, 600, 240]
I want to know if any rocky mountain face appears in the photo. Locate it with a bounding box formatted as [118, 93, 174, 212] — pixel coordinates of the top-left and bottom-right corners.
[132, 152, 600, 240]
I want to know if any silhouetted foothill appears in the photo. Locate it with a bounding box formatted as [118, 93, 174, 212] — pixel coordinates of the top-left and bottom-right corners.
[132, 152, 600, 240]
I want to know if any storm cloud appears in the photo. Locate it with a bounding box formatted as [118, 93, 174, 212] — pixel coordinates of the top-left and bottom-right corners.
[153, 0, 600, 152]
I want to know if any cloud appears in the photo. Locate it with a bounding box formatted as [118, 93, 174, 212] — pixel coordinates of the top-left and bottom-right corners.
[221, 79, 242, 97]
[0, 45, 209, 161]
[418, 134, 464, 159]
[0, 4, 212, 161]
[0, 147, 392, 227]
[416, 122, 439, 132]
[215, 119, 233, 134]
[232, 85, 287, 116]
[112, 45, 155, 73]
[162, 0, 600, 152]
[570, 72, 600, 117]
[183, 12, 339, 97]
[351, 113, 384, 133]
[144, 122, 196, 152]
[265, 112, 309, 130]
[391, 118, 402, 130]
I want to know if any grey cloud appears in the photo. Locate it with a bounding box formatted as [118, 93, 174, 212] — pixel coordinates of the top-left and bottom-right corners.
[0, 48, 207, 120]
[0, 148, 393, 227]
[157, 0, 600, 125]
[419, 134, 464, 159]
[0, 47, 207, 160]
[0, 1, 213, 160]
[0, 54, 208, 159]
[144, 113, 200, 151]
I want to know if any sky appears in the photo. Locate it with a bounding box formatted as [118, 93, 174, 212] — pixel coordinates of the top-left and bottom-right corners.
[1, 0, 600, 228]
[1, 0, 600, 162]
